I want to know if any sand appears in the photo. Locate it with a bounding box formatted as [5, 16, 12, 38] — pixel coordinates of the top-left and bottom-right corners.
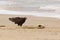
[0, 14, 60, 40]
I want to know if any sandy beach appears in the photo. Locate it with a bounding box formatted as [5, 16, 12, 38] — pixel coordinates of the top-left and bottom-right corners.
[0, 14, 60, 40]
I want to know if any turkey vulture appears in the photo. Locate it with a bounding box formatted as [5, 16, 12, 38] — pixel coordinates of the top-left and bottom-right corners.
[9, 17, 27, 26]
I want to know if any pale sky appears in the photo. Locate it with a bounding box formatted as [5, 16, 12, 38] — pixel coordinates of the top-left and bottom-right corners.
[0, 0, 60, 19]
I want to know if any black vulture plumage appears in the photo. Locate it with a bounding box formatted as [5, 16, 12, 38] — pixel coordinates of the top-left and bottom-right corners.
[9, 17, 27, 26]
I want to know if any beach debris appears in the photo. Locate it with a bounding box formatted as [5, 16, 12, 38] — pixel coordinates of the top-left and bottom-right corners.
[0, 25, 5, 27]
[21, 25, 45, 29]
[38, 25, 45, 29]
[9, 17, 27, 26]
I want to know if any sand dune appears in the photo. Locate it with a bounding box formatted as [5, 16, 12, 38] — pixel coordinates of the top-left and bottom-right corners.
[0, 14, 60, 40]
